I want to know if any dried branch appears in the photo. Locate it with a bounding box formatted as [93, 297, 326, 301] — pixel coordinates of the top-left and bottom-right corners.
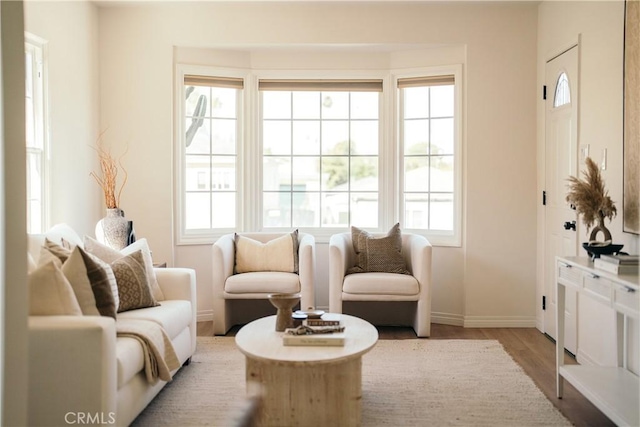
[90, 131, 127, 209]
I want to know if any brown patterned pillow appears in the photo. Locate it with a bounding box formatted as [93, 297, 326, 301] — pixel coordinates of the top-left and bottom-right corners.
[111, 250, 159, 313]
[78, 247, 118, 319]
[347, 223, 410, 275]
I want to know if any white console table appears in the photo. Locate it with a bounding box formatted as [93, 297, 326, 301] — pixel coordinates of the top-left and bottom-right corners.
[556, 256, 639, 426]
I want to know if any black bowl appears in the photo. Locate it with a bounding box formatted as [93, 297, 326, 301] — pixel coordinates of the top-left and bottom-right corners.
[582, 242, 624, 260]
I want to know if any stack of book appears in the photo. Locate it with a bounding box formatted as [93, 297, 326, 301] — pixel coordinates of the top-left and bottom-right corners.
[593, 254, 639, 275]
[283, 313, 345, 347]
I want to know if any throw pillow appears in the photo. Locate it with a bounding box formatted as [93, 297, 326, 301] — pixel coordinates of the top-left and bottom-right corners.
[41, 239, 119, 317]
[111, 250, 159, 313]
[28, 261, 83, 316]
[39, 246, 100, 316]
[234, 230, 299, 274]
[347, 223, 410, 275]
[84, 236, 165, 301]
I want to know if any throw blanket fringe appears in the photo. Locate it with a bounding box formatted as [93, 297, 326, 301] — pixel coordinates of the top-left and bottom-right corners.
[116, 318, 180, 385]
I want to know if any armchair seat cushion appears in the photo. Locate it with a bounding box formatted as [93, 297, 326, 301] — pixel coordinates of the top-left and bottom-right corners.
[117, 300, 191, 340]
[343, 272, 419, 296]
[225, 272, 300, 294]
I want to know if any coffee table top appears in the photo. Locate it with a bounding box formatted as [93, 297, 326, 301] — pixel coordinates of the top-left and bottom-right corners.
[235, 314, 378, 364]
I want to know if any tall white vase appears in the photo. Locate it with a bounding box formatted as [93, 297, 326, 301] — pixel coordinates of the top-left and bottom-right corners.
[95, 208, 133, 250]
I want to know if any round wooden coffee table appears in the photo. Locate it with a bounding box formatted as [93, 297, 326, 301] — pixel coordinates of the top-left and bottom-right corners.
[235, 314, 378, 427]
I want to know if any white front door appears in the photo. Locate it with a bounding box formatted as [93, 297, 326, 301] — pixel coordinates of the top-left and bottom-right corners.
[544, 45, 579, 354]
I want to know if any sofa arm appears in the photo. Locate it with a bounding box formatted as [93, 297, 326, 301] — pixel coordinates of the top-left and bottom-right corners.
[155, 267, 196, 303]
[28, 316, 117, 427]
[329, 233, 351, 313]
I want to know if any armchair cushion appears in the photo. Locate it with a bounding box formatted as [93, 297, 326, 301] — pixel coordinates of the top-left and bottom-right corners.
[348, 223, 410, 275]
[234, 230, 299, 274]
[343, 272, 419, 295]
[225, 271, 300, 294]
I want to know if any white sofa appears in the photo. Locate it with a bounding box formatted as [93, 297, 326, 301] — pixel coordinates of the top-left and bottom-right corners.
[27, 225, 197, 426]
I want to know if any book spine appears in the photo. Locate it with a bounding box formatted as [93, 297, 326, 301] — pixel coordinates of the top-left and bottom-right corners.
[305, 320, 341, 326]
[594, 259, 639, 275]
[283, 337, 344, 346]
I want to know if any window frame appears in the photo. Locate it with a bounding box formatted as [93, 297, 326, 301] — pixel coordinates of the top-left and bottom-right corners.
[174, 65, 463, 247]
[395, 65, 463, 247]
[24, 33, 50, 234]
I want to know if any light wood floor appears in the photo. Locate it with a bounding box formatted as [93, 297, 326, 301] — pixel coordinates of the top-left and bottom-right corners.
[197, 321, 614, 427]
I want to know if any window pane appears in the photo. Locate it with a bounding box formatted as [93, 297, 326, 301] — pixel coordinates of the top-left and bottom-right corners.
[404, 86, 429, 119]
[554, 73, 571, 108]
[185, 192, 211, 229]
[404, 119, 429, 155]
[321, 92, 348, 119]
[263, 156, 291, 191]
[350, 157, 378, 191]
[430, 156, 454, 192]
[350, 121, 378, 155]
[404, 193, 429, 229]
[211, 193, 235, 228]
[293, 192, 319, 227]
[405, 157, 429, 192]
[186, 118, 210, 154]
[212, 119, 236, 154]
[263, 92, 291, 119]
[431, 118, 454, 155]
[263, 121, 291, 155]
[292, 121, 320, 155]
[321, 121, 349, 154]
[430, 193, 454, 231]
[321, 192, 349, 227]
[186, 155, 210, 191]
[321, 156, 348, 191]
[351, 192, 378, 228]
[292, 92, 320, 119]
[212, 156, 236, 190]
[292, 157, 320, 190]
[211, 87, 236, 118]
[430, 85, 454, 117]
[264, 192, 291, 227]
[25, 97, 35, 148]
[351, 92, 379, 119]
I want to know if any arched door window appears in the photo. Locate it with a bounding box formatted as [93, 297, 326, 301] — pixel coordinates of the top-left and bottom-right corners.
[553, 72, 571, 107]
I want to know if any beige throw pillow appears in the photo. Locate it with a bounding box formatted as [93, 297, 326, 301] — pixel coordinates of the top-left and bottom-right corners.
[84, 236, 165, 301]
[28, 261, 83, 316]
[234, 231, 299, 274]
[111, 250, 159, 313]
[347, 223, 410, 275]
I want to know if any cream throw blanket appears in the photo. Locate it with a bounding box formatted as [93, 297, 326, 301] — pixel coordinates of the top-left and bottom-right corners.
[116, 318, 180, 385]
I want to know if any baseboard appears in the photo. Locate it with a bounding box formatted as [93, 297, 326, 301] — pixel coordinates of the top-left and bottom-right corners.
[576, 349, 598, 366]
[197, 309, 213, 322]
[463, 315, 537, 328]
[431, 312, 464, 326]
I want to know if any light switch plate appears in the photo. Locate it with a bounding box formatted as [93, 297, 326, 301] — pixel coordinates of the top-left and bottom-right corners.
[580, 144, 590, 161]
[601, 148, 607, 170]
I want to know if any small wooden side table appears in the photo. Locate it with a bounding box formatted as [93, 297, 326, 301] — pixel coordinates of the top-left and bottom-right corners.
[235, 314, 378, 427]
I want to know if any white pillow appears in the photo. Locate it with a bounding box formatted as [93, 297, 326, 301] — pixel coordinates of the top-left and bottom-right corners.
[234, 231, 299, 274]
[38, 247, 100, 316]
[28, 261, 82, 316]
[84, 236, 165, 301]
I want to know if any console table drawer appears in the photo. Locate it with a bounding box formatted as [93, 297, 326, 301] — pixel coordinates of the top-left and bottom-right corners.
[583, 274, 611, 304]
[613, 284, 639, 318]
[558, 262, 581, 288]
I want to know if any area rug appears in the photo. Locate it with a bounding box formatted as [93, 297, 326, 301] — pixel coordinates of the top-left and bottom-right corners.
[131, 337, 571, 426]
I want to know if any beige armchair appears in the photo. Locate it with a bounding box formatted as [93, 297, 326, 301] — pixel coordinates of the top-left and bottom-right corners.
[329, 231, 432, 337]
[212, 232, 315, 335]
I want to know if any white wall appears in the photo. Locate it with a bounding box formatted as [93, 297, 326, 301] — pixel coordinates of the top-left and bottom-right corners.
[24, 0, 101, 237]
[537, 0, 639, 370]
[98, 1, 539, 326]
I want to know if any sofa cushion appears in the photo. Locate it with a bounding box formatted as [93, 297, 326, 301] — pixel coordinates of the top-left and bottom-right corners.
[116, 300, 192, 341]
[234, 231, 299, 274]
[116, 336, 145, 389]
[28, 261, 83, 316]
[348, 223, 410, 275]
[225, 271, 300, 294]
[111, 250, 159, 313]
[84, 236, 165, 301]
[343, 272, 419, 295]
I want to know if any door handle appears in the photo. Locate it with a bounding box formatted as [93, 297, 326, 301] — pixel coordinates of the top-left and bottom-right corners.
[563, 221, 576, 231]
